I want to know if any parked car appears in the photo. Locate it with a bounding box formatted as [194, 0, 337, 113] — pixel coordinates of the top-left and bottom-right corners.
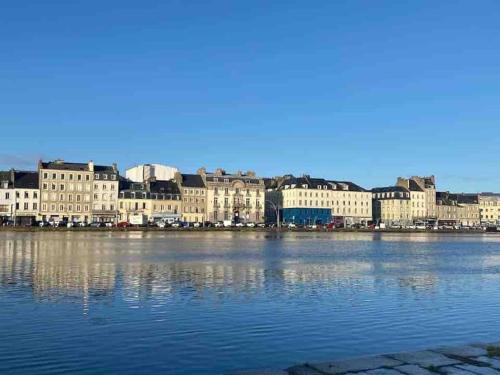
[214, 221, 224, 228]
[223, 220, 233, 227]
[257, 223, 266, 228]
[78, 221, 88, 227]
[246, 222, 256, 228]
[235, 222, 245, 227]
[171, 221, 182, 228]
[156, 221, 167, 229]
[288, 223, 297, 229]
[90, 222, 105, 228]
[193, 222, 201, 228]
[117, 221, 130, 228]
[66, 222, 74, 228]
[204, 221, 213, 227]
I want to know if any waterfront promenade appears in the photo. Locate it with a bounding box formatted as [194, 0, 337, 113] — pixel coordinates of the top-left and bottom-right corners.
[230, 343, 500, 375]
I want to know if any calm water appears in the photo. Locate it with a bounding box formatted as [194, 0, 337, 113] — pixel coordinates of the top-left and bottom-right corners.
[1, 232, 500, 374]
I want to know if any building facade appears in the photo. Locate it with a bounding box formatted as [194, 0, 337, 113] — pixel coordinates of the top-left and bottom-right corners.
[265, 175, 372, 226]
[372, 186, 412, 225]
[478, 193, 500, 225]
[118, 179, 181, 223]
[436, 192, 480, 227]
[0, 170, 39, 225]
[92, 164, 119, 223]
[38, 160, 119, 223]
[199, 168, 265, 223]
[174, 172, 207, 223]
[125, 164, 178, 183]
[397, 176, 436, 220]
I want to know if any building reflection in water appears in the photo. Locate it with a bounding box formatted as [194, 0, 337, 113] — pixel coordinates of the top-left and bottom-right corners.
[4, 231, 494, 309]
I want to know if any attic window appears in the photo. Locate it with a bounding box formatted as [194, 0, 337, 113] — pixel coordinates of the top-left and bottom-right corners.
[318, 186, 322, 190]
[302, 184, 308, 189]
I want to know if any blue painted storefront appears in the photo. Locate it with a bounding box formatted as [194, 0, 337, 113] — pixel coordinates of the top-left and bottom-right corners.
[281, 208, 331, 225]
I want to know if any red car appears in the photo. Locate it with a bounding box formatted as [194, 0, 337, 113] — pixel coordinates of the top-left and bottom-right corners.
[117, 221, 130, 228]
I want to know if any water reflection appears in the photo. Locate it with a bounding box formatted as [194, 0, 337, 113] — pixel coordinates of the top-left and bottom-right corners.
[2, 231, 499, 306]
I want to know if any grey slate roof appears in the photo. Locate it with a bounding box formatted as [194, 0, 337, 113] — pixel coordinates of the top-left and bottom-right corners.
[40, 161, 116, 173]
[372, 186, 411, 200]
[267, 175, 368, 192]
[150, 180, 180, 195]
[180, 174, 205, 188]
[408, 180, 424, 192]
[0, 170, 39, 189]
[14, 171, 39, 189]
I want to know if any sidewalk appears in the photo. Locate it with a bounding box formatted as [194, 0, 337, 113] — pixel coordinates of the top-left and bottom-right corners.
[229, 342, 500, 375]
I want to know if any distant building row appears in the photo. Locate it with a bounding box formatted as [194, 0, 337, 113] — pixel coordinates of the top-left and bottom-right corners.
[1, 160, 500, 227]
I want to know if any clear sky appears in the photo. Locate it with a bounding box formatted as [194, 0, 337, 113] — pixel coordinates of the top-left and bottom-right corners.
[1, 0, 499, 192]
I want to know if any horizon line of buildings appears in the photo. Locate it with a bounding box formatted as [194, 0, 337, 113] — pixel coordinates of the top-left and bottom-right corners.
[1, 160, 500, 227]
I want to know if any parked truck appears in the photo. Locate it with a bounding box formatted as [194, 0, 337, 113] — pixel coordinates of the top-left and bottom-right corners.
[129, 214, 147, 226]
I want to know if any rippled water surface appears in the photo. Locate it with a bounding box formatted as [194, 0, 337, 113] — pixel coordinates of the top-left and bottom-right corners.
[1, 231, 500, 374]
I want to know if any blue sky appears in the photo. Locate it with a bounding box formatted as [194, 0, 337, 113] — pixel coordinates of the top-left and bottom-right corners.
[1, 0, 499, 192]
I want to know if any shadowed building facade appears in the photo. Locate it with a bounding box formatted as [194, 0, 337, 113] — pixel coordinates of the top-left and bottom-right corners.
[436, 192, 480, 227]
[372, 186, 412, 225]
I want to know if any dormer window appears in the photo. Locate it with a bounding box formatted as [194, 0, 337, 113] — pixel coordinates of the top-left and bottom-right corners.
[291, 184, 296, 188]
[95, 174, 99, 179]
[318, 186, 322, 190]
[302, 184, 308, 189]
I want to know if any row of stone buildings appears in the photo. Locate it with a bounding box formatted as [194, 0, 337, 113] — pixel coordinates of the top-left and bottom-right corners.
[0, 160, 266, 225]
[1, 160, 499, 226]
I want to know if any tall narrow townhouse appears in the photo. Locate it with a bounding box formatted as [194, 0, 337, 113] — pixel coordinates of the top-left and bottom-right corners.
[92, 164, 120, 223]
[174, 172, 207, 223]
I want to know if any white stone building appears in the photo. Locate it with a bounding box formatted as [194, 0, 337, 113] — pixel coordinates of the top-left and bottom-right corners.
[125, 164, 178, 183]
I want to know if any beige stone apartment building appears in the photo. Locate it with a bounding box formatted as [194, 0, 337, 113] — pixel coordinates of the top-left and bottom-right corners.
[38, 160, 119, 223]
[478, 193, 500, 225]
[266, 175, 372, 225]
[198, 168, 265, 223]
[92, 164, 119, 223]
[397, 176, 436, 220]
[174, 172, 207, 223]
[436, 192, 480, 227]
[118, 179, 181, 223]
[372, 186, 412, 225]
